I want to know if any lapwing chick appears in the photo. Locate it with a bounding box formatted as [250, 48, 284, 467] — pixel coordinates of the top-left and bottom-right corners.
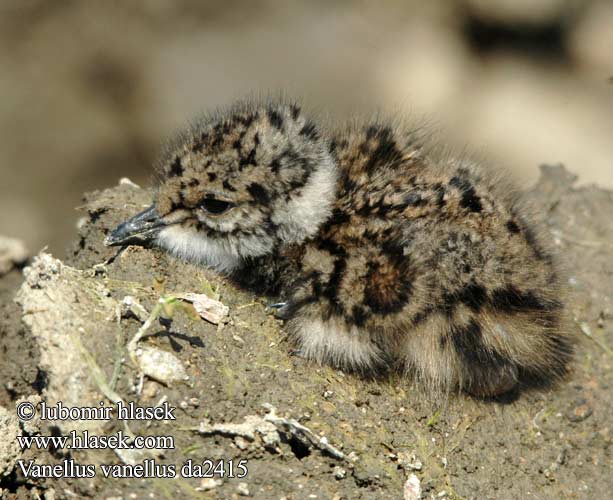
[106, 98, 573, 397]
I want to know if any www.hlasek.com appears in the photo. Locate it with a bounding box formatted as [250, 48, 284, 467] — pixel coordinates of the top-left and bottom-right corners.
[15, 400, 248, 480]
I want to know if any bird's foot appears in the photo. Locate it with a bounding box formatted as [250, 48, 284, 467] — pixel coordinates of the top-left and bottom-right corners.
[266, 301, 291, 320]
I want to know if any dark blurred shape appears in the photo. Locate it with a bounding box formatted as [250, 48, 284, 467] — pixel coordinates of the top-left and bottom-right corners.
[463, 13, 571, 60]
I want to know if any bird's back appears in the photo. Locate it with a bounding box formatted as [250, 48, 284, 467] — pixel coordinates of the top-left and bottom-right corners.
[284, 121, 571, 394]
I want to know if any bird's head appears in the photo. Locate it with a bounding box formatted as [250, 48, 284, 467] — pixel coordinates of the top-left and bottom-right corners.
[105, 100, 338, 272]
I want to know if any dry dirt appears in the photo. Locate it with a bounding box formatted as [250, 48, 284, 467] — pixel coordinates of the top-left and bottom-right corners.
[0, 165, 611, 500]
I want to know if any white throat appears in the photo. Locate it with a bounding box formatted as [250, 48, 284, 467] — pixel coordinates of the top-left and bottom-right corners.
[156, 211, 279, 272]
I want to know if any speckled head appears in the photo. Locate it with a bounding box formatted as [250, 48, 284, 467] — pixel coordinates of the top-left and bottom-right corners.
[106, 99, 338, 272]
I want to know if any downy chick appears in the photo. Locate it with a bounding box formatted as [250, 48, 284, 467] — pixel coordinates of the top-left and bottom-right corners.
[106, 98, 573, 397]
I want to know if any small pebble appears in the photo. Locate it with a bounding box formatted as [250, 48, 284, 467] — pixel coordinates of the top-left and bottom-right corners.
[234, 436, 249, 450]
[333, 466, 346, 479]
[403, 474, 421, 500]
[566, 399, 593, 422]
[0, 235, 28, 275]
[140, 382, 158, 400]
[398, 451, 423, 471]
[196, 478, 222, 491]
[237, 482, 250, 496]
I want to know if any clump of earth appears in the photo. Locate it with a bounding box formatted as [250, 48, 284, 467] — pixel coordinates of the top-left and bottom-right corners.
[0, 165, 611, 500]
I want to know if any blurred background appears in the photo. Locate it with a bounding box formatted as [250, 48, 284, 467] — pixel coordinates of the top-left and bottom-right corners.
[0, 0, 612, 254]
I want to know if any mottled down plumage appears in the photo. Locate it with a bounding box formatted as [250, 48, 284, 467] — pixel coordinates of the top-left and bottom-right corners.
[106, 97, 573, 397]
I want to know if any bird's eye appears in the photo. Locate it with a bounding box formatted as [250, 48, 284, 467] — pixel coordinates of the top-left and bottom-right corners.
[199, 198, 234, 215]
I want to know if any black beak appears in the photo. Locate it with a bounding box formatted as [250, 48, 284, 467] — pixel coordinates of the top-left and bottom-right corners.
[104, 205, 166, 247]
